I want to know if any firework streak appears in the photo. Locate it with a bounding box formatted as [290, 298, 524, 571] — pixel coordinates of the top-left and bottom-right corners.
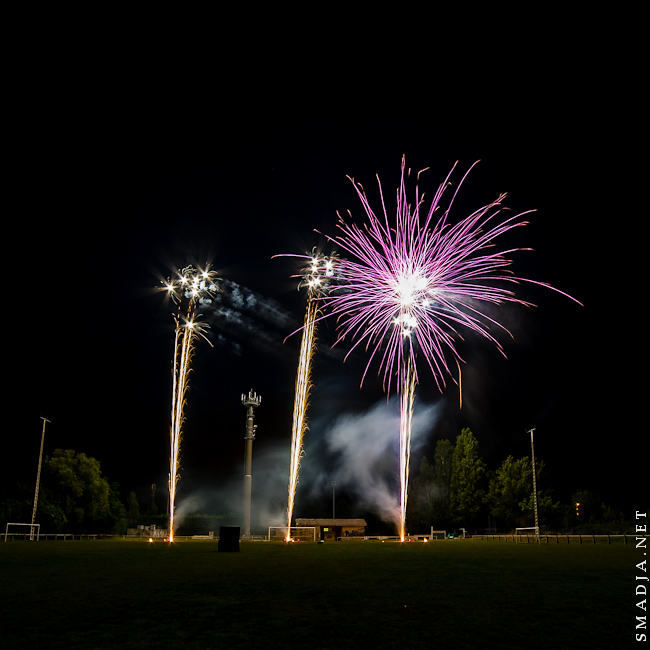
[398, 358, 416, 541]
[169, 319, 194, 542]
[163, 266, 218, 542]
[277, 253, 335, 540]
[286, 297, 318, 540]
[322, 157, 580, 537]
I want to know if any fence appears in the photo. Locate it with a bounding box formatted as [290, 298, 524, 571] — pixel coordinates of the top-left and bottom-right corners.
[472, 533, 641, 544]
[3, 533, 110, 541]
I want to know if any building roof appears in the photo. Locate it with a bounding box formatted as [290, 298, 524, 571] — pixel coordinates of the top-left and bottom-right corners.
[295, 518, 367, 527]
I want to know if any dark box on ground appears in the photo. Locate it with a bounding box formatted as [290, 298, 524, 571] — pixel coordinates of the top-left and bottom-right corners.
[218, 526, 240, 552]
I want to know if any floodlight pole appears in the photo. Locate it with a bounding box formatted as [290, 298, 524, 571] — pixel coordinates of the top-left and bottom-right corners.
[31, 417, 51, 540]
[241, 389, 261, 539]
[331, 480, 336, 519]
[527, 427, 540, 542]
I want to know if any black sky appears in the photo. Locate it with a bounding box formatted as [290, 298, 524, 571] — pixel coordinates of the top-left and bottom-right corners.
[6, 49, 639, 526]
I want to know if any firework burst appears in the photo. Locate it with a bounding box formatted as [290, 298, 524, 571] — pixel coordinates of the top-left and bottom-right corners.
[322, 157, 580, 538]
[162, 265, 219, 541]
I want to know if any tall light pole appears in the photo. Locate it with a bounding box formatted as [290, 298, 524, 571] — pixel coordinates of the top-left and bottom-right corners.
[241, 389, 261, 539]
[31, 417, 51, 540]
[527, 427, 540, 542]
[331, 480, 336, 519]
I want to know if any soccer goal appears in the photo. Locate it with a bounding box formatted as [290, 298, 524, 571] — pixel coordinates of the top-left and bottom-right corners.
[516, 526, 540, 542]
[4, 523, 40, 542]
[430, 530, 446, 540]
[268, 526, 316, 542]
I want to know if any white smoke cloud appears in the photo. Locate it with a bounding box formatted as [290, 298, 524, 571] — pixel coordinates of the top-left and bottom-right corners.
[172, 492, 208, 531]
[301, 396, 441, 529]
[173, 443, 290, 535]
[207, 279, 299, 359]
[173, 398, 440, 536]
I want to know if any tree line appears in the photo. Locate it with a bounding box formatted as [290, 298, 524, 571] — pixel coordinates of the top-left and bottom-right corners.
[1, 449, 150, 535]
[1, 437, 634, 536]
[406, 428, 632, 535]
[1, 449, 240, 536]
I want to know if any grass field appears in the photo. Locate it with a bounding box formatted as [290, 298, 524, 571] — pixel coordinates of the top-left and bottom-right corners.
[0, 538, 635, 649]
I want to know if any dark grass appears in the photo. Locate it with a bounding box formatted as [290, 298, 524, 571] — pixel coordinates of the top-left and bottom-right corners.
[0, 538, 635, 649]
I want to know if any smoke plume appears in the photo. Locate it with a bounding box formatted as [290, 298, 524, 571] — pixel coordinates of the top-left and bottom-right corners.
[301, 397, 440, 529]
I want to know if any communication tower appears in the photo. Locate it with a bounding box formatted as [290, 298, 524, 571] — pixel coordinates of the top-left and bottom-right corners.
[241, 389, 261, 538]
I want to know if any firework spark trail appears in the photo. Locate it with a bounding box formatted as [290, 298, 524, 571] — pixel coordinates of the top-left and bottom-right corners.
[322, 157, 580, 538]
[398, 358, 416, 541]
[162, 265, 219, 542]
[277, 253, 335, 541]
[169, 318, 195, 542]
[286, 297, 318, 540]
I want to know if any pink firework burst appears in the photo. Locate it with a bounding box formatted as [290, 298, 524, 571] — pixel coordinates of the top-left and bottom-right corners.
[322, 156, 580, 394]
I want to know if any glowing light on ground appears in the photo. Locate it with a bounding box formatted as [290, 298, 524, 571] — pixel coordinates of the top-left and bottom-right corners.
[162, 265, 219, 542]
[322, 157, 580, 537]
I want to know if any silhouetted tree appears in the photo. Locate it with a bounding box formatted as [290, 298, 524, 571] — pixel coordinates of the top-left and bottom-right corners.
[450, 428, 486, 527]
[519, 492, 563, 531]
[38, 449, 125, 533]
[432, 438, 454, 526]
[485, 455, 535, 527]
[406, 456, 436, 532]
[565, 489, 613, 533]
[126, 491, 141, 527]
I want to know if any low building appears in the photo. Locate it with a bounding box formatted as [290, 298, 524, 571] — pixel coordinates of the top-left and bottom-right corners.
[295, 518, 367, 541]
[126, 525, 168, 538]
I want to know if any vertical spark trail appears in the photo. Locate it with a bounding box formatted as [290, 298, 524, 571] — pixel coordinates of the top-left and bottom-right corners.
[399, 358, 416, 542]
[169, 318, 196, 542]
[279, 252, 335, 541]
[162, 265, 219, 542]
[286, 297, 318, 540]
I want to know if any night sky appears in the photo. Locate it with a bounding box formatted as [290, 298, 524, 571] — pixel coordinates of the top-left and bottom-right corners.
[7, 57, 637, 531]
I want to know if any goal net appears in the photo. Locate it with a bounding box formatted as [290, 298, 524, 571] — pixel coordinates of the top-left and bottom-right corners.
[4, 523, 40, 541]
[268, 526, 316, 542]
